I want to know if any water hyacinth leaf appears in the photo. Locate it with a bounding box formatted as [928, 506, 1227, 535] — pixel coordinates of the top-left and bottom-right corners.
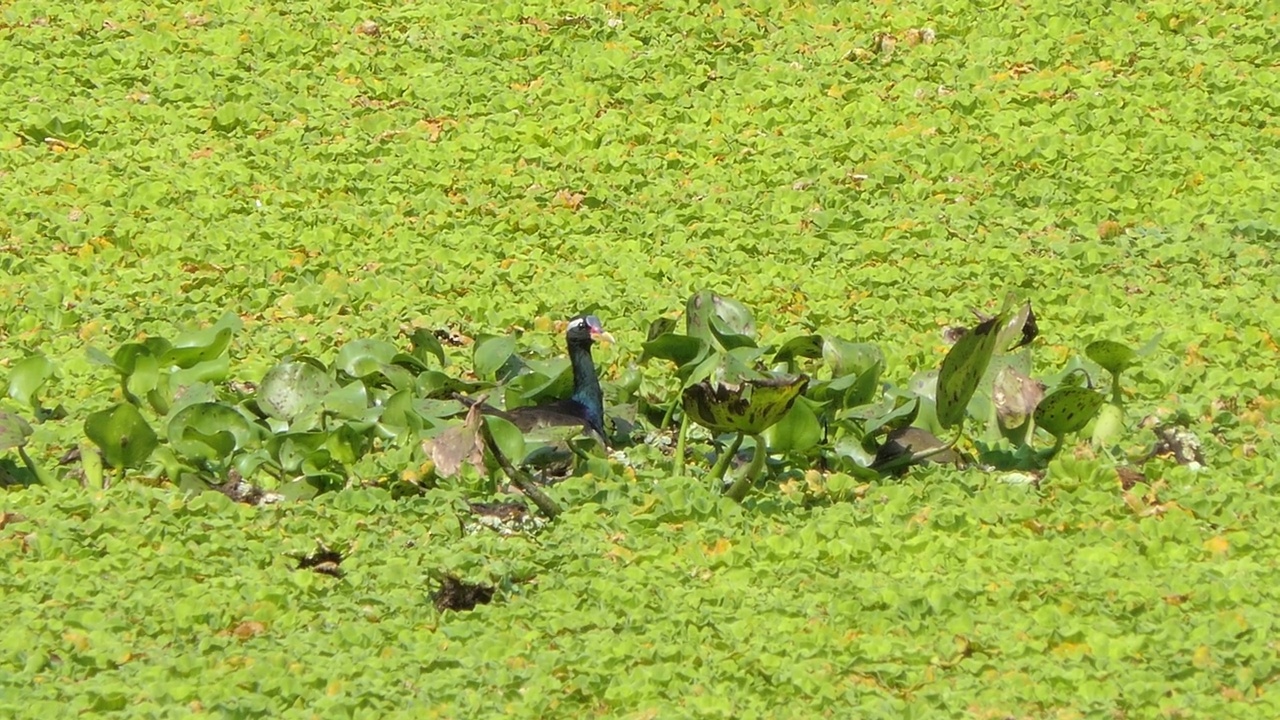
[711, 294, 756, 337]
[683, 374, 810, 435]
[908, 369, 939, 401]
[416, 371, 489, 398]
[84, 403, 159, 469]
[164, 327, 233, 369]
[272, 431, 329, 472]
[110, 343, 152, 377]
[326, 424, 368, 465]
[1035, 386, 1106, 437]
[168, 402, 255, 460]
[993, 365, 1046, 429]
[763, 396, 823, 454]
[322, 381, 371, 420]
[410, 328, 448, 367]
[862, 395, 920, 438]
[709, 318, 757, 350]
[822, 339, 883, 379]
[936, 315, 1003, 429]
[646, 316, 678, 341]
[0, 410, 33, 451]
[641, 333, 709, 368]
[995, 301, 1037, 352]
[679, 350, 723, 388]
[483, 415, 526, 467]
[473, 334, 518, 380]
[415, 398, 467, 419]
[335, 338, 399, 378]
[772, 335, 825, 367]
[258, 361, 339, 421]
[1086, 340, 1138, 376]
[86, 347, 117, 368]
[684, 290, 716, 341]
[7, 355, 54, 410]
[126, 353, 161, 399]
[377, 389, 421, 435]
[170, 356, 231, 388]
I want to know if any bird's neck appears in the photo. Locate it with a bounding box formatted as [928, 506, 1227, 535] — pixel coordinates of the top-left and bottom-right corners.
[568, 339, 604, 429]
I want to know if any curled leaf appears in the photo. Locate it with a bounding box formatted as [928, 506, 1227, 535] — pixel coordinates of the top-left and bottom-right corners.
[682, 374, 809, 435]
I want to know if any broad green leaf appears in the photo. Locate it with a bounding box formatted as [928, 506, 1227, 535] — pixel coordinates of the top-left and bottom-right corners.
[0, 410, 33, 451]
[7, 355, 54, 410]
[258, 361, 339, 421]
[641, 334, 709, 368]
[1035, 386, 1106, 437]
[84, 403, 159, 469]
[164, 327, 233, 369]
[168, 402, 255, 460]
[646, 316, 678, 341]
[271, 431, 329, 472]
[995, 301, 1037, 351]
[822, 339, 883, 379]
[1086, 340, 1138, 376]
[772, 335, 825, 366]
[126, 352, 161, 399]
[409, 328, 447, 367]
[416, 371, 488, 398]
[322, 381, 371, 420]
[763, 397, 823, 453]
[170, 356, 231, 388]
[484, 415, 526, 466]
[860, 395, 920, 438]
[936, 315, 1003, 429]
[473, 334, 517, 380]
[683, 373, 810, 435]
[336, 338, 399, 378]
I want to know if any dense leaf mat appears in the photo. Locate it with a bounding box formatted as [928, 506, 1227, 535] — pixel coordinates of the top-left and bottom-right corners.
[4, 466, 1280, 718]
[2, 0, 1279, 716]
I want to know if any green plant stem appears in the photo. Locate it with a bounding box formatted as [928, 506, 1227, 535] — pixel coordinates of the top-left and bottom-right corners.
[1044, 434, 1065, 461]
[725, 434, 766, 502]
[703, 431, 743, 487]
[672, 413, 689, 476]
[1110, 372, 1124, 406]
[658, 391, 679, 430]
[476, 416, 562, 519]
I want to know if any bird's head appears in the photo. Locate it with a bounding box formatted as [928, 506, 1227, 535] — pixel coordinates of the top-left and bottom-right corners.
[566, 314, 615, 347]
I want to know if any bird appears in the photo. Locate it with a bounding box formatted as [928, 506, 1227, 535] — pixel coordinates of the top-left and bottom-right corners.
[461, 314, 615, 445]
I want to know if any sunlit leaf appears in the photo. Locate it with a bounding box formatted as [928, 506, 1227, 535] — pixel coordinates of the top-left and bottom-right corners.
[473, 334, 518, 380]
[258, 361, 339, 421]
[763, 396, 823, 453]
[0, 410, 33, 451]
[7, 355, 54, 410]
[1086, 340, 1138, 376]
[936, 315, 1003, 429]
[84, 403, 159, 469]
[1035, 386, 1106, 437]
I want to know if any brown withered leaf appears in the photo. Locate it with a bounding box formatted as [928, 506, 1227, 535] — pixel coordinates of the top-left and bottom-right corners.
[422, 402, 486, 477]
[993, 365, 1046, 428]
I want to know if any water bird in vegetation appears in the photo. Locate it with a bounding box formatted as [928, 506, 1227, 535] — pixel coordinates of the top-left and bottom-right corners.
[462, 314, 614, 444]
